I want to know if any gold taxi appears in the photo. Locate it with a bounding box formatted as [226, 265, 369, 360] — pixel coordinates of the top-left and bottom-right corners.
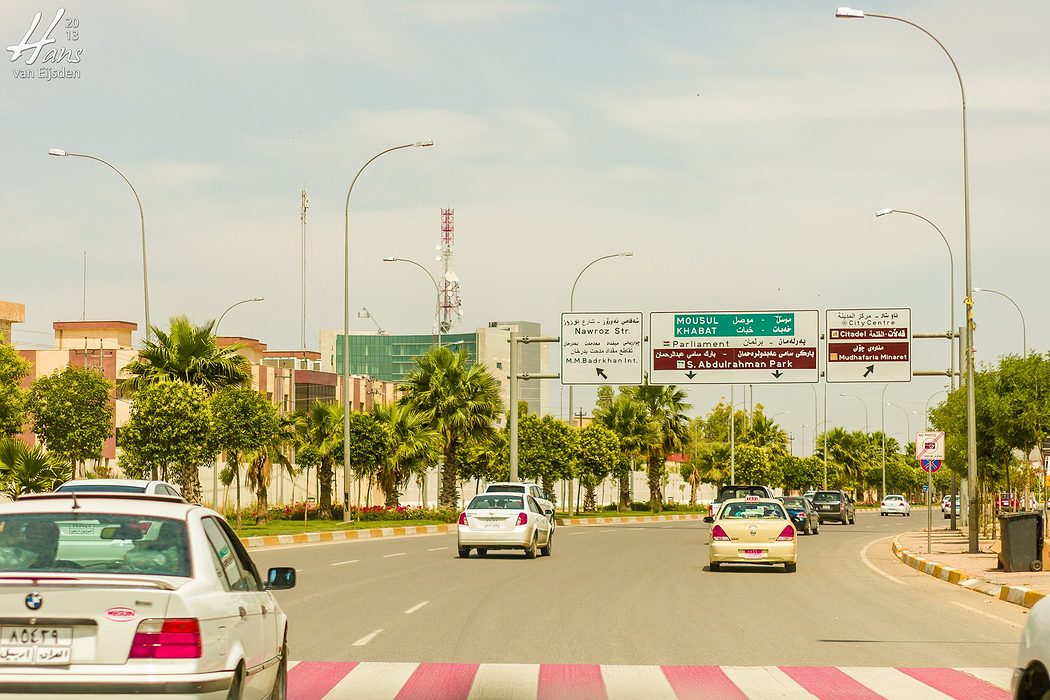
[703, 496, 797, 572]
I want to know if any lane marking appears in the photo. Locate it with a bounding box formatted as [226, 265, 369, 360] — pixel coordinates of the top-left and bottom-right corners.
[569, 531, 588, 536]
[331, 559, 359, 566]
[352, 629, 383, 646]
[383, 552, 407, 558]
[950, 601, 1024, 629]
[427, 547, 448, 551]
[859, 535, 907, 586]
[404, 601, 429, 615]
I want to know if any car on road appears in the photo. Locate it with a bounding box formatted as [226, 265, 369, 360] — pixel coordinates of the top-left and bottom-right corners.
[704, 496, 797, 572]
[458, 492, 552, 559]
[485, 482, 556, 528]
[778, 496, 820, 535]
[0, 492, 296, 699]
[708, 484, 776, 518]
[943, 495, 961, 519]
[880, 494, 911, 517]
[999, 492, 1021, 511]
[56, 479, 184, 500]
[1013, 596, 1050, 698]
[812, 490, 856, 525]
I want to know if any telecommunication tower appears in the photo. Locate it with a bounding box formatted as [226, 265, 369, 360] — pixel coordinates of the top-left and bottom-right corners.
[438, 208, 462, 333]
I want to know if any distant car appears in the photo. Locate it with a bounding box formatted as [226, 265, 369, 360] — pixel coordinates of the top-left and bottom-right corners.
[458, 492, 552, 558]
[880, 494, 911, 517]
[943, 495, 961, 519]
[802, 490, 816, 502]
[0, 492, 295, 699]
[812, 490, 856, 525]
[704, 496, 797, 573]
[1013, 596, 1050, 698]
[485, 482, 556, 528]
[778, 496, 820, 535]
[709, 485, 776, 518]
[999, 492, 1021, 511]
[56, 479, 184, 501]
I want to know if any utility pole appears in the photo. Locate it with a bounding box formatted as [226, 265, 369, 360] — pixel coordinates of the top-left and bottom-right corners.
[507, 331, 560, 483]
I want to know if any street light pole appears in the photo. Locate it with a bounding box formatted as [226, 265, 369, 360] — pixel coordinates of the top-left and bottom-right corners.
[342, 140, 433, 522]
[836, 5, 977, 554]
[215, 297, 264, 336]
[973, 287, 1026, 359]
[839, 393, 869, 432]
[382, 257, 442, 348]
[49, 148, 152, 342]
[880, 384, 889, 500]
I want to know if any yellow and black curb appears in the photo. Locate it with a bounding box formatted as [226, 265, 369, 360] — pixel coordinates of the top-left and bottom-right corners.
[892, 538, 1046, 609]
[240, 513, 706, 549]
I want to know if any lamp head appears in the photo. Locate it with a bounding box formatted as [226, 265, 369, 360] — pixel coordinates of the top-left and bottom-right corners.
[621, 251, 634, 257]
[414, 140, 434, 147]
[382, 257, 397, 262]
[875, 208, 894, 217]
[357, 308, 370, 319]
[48, 148, 67, 157]
[836, 7, 865, 18]
[252, 297, 264, 302]
[972, 287, 983, 293]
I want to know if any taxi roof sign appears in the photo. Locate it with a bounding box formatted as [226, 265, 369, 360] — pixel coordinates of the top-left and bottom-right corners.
[745, 495, 760, 502]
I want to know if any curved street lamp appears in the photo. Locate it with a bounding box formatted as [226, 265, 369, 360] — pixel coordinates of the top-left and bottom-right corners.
[342, 140, 433, 521]
[382, 257, 441, 347]
[49, 148, 151, 341]
[973, 287, 1026, 359]
[839, 393, 869, 432]
[357, 307, 385, 335]
[215, 297, 264, 336]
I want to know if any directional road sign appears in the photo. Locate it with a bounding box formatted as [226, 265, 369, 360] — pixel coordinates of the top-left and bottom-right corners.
[649, 310, 819, 385]
[826, 308, 911, 383]
[915, 431, 945, 461]
[560, 312, 643, 385]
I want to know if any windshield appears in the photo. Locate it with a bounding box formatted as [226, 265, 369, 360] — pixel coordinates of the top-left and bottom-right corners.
[812, 492, 841, 503]
[57, 484, 146, 493]
[0, 513, 190, 577]
[720, 503, 786, 519]
[486, 484, 525, 493]
[781, 498, 806, 508]
[718, 486, 767, 501]
[468, 495, 525, 510]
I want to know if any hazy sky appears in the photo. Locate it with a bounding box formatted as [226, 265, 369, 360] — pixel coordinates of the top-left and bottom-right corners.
[3, 1, 1047, 447]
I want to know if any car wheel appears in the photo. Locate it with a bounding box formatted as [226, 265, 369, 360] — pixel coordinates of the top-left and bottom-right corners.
[881, 512, 885, 517]
[1017, 663, 1050, 700]
[803, 521, 811, 536]
[226, 666, 244, 700]
[477, 548, 488, 556]
[458, 546, 470, 558]
[540, 530, 553, 557]
[814, 521, 820, 535]
[270, 640, 288, 700]
[785, 562, 797, 573]
[709, 562, 720, 572]
[524, 534, 537, 559]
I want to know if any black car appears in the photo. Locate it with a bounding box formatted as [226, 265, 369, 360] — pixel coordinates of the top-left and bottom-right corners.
[778, 496, 820, 535]
[812, 490, 855, 525]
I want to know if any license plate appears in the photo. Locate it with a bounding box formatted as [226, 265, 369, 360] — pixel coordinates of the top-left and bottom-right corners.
[820, 505, 831, 510]
[479, 520, 504, 529]
[741, 549, 765, 559]
[0, 626, 72, 665]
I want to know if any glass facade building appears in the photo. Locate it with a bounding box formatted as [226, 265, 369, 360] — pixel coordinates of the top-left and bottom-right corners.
[335, 333, 478, 382]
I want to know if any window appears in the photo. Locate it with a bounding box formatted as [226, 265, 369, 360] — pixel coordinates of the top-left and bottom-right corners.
[720, 503, 787, 520]
[527, 497, 541, 513]
[468, 495, 525, 510]
[202, 518, 250, 591]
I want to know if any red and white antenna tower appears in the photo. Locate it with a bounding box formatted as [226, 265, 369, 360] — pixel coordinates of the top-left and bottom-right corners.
[438, 208, 462, 333]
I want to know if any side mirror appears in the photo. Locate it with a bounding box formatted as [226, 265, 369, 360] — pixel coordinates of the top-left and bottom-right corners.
[266, 566, 296, 590]
[703, 516, 714, 524]
[543, 509, 554, 517]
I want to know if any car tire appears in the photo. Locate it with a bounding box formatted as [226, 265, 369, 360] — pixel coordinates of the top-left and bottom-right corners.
[881, 512, 885, 517]
[709, 562, 720, 572]
[524, 534, 537, 559]
[540, 530, 553, 557]
[803, 521, 811, 536]
[458, 546, 470, 558]
[227, 666, 244, 700]
[785, 562, 797, 573]
[842, 515, 849, 525]
[477, 548, 488, 556]
[814, 521, 820, 535]
[270, 640, 288, 700]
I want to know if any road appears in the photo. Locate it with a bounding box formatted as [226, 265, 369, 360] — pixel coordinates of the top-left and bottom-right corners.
[252, 511, 1026, 670]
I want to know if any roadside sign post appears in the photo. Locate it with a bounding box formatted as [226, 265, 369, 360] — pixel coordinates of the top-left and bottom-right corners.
[917, 431, 946, 555]
[826, 308, 912, 383]
[560, 312, 643, 385]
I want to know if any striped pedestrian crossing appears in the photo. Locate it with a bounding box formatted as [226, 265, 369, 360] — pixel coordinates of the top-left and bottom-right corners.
[287, 662, 1012, 699]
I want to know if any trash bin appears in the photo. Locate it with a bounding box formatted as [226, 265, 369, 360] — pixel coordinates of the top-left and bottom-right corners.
[998, 511, 1044, 572]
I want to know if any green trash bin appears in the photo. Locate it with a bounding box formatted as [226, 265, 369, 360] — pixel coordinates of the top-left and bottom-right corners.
[998, 511, 1044, 572]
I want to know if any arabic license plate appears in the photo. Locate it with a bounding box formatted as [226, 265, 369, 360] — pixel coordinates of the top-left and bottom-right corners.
[0, 626, 72, 665]
[479, 519, 504, 529]
[820, 505, 831, 510]
[741, 549, 765, 559]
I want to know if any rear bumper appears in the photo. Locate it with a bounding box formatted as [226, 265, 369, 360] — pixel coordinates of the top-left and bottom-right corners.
[710, 540, 797, 564]
[458, 526, 531, 549]
[0, 670, 233, 699]
[881, 506, 908, 514]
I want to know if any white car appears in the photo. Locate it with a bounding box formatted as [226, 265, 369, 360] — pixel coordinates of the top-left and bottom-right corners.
[0, 492, 295, 699]
[1013, 596, 1050, 698]
[56, 479, 184, 501]
[943, 495, 961, 519]
[458, 492, 552, 558]
[485, 482, 556, 528]
[880, 494, 911, 517]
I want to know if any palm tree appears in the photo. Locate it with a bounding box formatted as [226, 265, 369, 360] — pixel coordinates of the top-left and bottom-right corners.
[0, 439, 66, 498]
[371, 403, 440, 507]
[291, 401, 343, 517]
[745, 412, 790, 456]
[594, 393, 660, 510]
[628, 382, 691, 511]
[122, 315, 252, 395]
[401, 347, 504, 508]
[243, 417, 295, 524]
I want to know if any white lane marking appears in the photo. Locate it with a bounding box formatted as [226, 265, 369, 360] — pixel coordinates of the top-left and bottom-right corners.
[603, 664, 677, 700]
[951, 601, 1024, 629]
[328, 661, 418, 699]
[840, 667, 952, 699]
[721, 666, 815, 699]
[330, 559, 359, 566]
[569, 531, 588, 536]
[383, 552, 406, 558]
[404, 601, 429, 615]
[859, 535, 906, 586]
[957, 667, 1014, 690]
[427, 547, 448, 551]
[600, 529, 617, 533]
[467, 663, 539, 700]
[352, 629, 383, 646]
[295, 568, 303, 572]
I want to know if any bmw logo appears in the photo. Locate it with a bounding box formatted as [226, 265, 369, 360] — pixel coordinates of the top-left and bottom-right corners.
[25, 592, 42, 611]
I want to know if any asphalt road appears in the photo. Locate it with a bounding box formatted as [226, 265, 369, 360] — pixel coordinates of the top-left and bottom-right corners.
[251, 511, 1027, 667]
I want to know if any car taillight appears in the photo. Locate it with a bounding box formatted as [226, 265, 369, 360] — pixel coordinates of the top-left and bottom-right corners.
[129, 618, 201, 659]
[516, 512, 528, 526]
[776, 526, 795, 541]
[711, 525, 731, 541]
[458, 512, 467, 525]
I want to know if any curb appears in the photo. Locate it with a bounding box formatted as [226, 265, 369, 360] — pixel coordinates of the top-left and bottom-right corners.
[240, 513, 705, 549]
[891, 538, 1046, 609]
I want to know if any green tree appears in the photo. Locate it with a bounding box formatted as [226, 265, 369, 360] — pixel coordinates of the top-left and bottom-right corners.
[732, 444, 784, 487]
[629, 382, 691, 511]
[401, 347, 504, 508]
[341, 411, 393, 508]
[211, 388, 280, 527]
[26, 366, 112, 478]
[291, 401, 343, 517]
[743, 411, 790, 457]
[518, 414, 577, 505]
[0, 438, 66, 497]
[780, 455, 825, 492]
[0, 341, 30, 439]
[577, 423, 620, 511]
[119, 382, 213, 502]
[243, 416, 294, 525]
[595, 385, 614, 412]
[122, 315, 252, 395]
[372, 403, 440, 507]
[594, 392, 660, 510]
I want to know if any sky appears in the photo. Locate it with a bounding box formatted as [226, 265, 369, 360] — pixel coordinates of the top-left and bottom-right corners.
[3, 1, 1047, 451]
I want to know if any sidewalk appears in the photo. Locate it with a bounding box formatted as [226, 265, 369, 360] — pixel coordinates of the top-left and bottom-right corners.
[893, 526, 1049, 609]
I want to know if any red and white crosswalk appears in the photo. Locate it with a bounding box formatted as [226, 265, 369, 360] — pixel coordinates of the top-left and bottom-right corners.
[288, 662, 1012, 699]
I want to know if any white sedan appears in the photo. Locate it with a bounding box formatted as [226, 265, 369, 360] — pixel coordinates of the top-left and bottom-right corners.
[0, 492, 295, 699]
[458, 492, 552, 558]
[1013, 596, 1050, 698]
[880, 494, 911, 516]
